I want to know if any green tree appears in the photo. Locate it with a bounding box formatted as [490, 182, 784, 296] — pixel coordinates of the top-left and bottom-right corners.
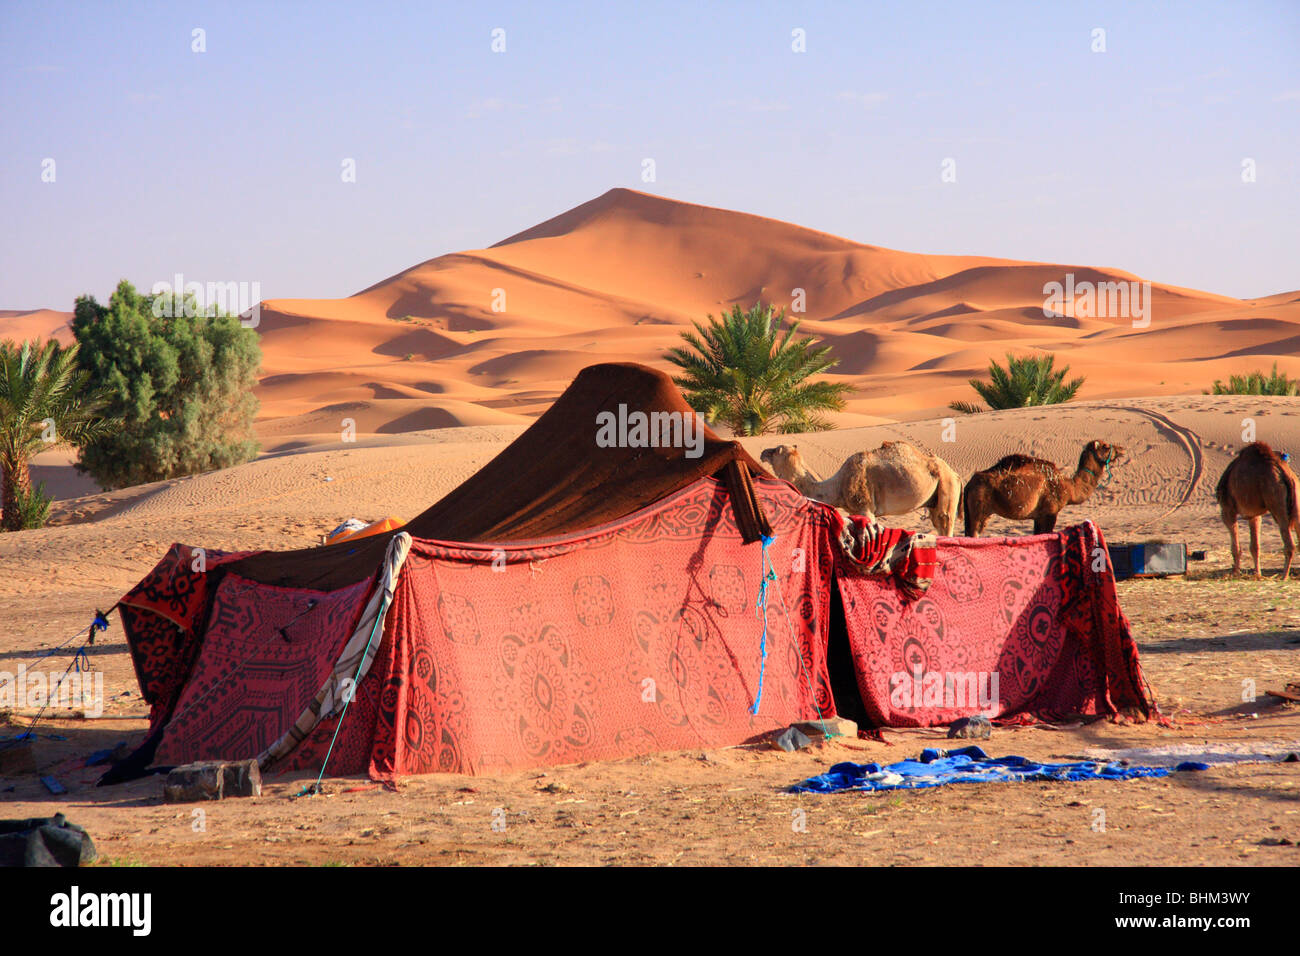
[72, 280, 262, 489]
[665, 303, 852, 435]
[950, 352, 1085, 414]
[1208, 362, 1299, 396]
[0, 339, 110, 531]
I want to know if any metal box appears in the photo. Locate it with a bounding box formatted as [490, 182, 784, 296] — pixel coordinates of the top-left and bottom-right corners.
[1108, 541, 1188, 580]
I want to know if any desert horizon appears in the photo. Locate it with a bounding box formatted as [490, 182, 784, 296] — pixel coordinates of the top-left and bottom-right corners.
[6, 188, 1299, 463]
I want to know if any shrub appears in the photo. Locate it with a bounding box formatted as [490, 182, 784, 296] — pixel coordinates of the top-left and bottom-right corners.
[950, 352, 1085, 414]
[72, 280, 262, 489]
[1208, 363, 1299, 396]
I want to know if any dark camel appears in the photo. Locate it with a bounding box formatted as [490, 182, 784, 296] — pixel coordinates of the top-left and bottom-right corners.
[1215, 442, 1298, 580]
[962, 440, 1124, 537]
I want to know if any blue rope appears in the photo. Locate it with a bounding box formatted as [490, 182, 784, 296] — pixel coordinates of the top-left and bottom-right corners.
[299, 591, 391, 797]
[13, 607, 107, 668]
[748, 539, 840, 739]
[750, 534, 777, 715]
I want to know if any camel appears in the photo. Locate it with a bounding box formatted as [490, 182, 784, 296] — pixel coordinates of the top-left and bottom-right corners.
[962, 439, 1124, 537]
[760, 441, 963, 535]
[1215, 442, 1299, 580]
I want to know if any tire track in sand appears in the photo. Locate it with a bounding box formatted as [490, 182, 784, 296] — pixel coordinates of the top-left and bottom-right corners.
[1119, 404, 1204, 528]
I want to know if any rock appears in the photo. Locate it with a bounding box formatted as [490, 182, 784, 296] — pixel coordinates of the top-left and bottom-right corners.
[772, 726, 814, 752]
[947, 716, 993, 739]
[220, 759, 262, 797]
[794, 716, 858, 739]
[163, 759, 262, 803]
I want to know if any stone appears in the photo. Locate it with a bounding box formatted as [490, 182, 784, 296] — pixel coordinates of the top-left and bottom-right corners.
[947, 716, 993, 739]
[794, 716, 858, 740]
[221, 759, 263, 797]
[772, 726, 813, 752]
[163, 759, 262, 803]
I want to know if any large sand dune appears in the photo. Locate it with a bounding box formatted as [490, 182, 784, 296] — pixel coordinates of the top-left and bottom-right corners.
[8, 189, 1296, 443]
[0, 308, 73, 344]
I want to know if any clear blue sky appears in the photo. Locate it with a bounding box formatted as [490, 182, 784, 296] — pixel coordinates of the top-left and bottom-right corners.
[2, 0, 1297, 309]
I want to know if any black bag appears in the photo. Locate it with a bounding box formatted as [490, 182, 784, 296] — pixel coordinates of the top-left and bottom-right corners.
[0, 813, 97, 867]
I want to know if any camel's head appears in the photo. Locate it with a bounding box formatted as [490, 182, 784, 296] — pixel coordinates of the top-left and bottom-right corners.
[1085, 440, 1126, 467]
[760, 444, 802, 479]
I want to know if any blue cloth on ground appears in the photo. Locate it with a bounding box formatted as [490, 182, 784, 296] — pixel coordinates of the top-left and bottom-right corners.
[791, 746, 1170, 793]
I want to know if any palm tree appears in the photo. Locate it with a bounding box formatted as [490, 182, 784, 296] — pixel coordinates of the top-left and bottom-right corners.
[666, 303, 853, 435]
[950, 352, 1085, 414]
[0, 339, 109, 531]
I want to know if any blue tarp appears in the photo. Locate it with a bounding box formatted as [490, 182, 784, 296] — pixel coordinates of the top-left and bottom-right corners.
[791, 746, 1171, 794]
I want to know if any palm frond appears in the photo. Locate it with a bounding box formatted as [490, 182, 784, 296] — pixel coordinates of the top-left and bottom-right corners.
[664, 303, 853, 435]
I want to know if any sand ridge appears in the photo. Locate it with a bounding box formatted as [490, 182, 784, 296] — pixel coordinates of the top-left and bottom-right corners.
[7, 190, 1297, 439]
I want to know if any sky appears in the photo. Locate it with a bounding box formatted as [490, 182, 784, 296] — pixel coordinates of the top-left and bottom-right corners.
[1, 0, 1297, 311]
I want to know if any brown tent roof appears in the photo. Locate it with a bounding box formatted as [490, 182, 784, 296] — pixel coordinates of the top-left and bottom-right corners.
[226, 363, 771, 590]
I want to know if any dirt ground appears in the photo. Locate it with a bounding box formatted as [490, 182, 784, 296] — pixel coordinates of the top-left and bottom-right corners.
[2, 514, 1298, 867]
[2, 399, 1299, 866]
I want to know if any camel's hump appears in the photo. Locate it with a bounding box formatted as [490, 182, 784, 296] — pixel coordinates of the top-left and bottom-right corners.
[986, 453, 1056, 472]
[1240, 441, 1279, 461]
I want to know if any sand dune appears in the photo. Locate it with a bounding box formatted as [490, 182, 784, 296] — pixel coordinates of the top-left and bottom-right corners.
[4, 189, 1298, 446]
[0, 308, 73, 344]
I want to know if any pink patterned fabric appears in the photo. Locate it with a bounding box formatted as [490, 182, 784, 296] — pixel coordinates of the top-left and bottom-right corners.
[837, 522, 1156, 727]
[279, 478, 837, 777]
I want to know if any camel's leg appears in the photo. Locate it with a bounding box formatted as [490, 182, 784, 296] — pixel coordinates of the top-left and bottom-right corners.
[1034, 513, 1058, 535]
[962, 483, 976, 537]
[963, 482, 986, 538]
[1248, 515, 1262, 578]
[1221, 502, 1241, 574]
[1282, 522, 1295, 582]
[928, 469, 959, 538]
[929, 478, 952, 537]
[1270, 503, 1295, 581]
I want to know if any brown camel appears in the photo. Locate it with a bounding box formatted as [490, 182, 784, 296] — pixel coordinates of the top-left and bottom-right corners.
[1215, 442, 1299, 580]
[962, 439, 1124, 537]
[759, 441, 962, 535]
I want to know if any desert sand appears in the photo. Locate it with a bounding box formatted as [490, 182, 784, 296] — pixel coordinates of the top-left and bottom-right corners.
[2, 192, 1299, 866]
[2, 396, 1299, 865]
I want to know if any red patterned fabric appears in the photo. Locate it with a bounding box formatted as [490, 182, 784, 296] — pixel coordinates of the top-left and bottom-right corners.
[116, 486, 1157, 778]
[152, 575, 372, 764]
[837, 521, 1156, 727]
[832, 511, 938, 599]
[118, 544, 252, 729]
[277, 477, 836, 777]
